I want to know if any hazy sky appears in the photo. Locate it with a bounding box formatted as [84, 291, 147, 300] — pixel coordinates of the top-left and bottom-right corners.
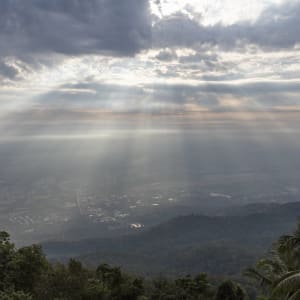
[0, 0, 300, 131]
[2, 1, 300, 245]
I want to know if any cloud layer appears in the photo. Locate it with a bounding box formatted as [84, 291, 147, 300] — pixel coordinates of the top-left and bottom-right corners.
[0, 0, 300, 118]
[153, 1, 300, 50]
[1, 0, 300, 62]
[0, 0, 151, 59]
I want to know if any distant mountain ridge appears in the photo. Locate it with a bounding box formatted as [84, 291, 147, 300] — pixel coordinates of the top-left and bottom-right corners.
[43, 201, 300, 276]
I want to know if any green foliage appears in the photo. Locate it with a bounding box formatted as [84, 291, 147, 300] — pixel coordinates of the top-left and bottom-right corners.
[245, 220, 300, 300]
[0, 233, 148, 300]
[0, 231, 218, 299]
[0, 231, 15, 291]
[95, 263, 145, 300]
[0, 291, 33, 300]
[271, 271, 300, 300]
[214, 280, 248, 300]
[150, 273, 214, 300]
[1, 219, 300, 300]
[10, 245, 49, 293]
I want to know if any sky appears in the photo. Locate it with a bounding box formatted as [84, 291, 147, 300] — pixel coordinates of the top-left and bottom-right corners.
[2, 0, 300, 245]
[0, 0, 300, 135]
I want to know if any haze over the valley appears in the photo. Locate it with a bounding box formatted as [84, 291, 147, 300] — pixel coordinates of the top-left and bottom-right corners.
[0, 0, 300, 245]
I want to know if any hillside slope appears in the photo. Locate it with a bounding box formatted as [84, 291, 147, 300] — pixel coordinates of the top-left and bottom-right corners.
[43, 202, 300, 276]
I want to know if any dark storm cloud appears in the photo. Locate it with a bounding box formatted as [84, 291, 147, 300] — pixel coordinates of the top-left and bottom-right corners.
[153, 1, 300, 50]
[0, 0, 299, 68]
[1, 0, 299, 64]
[0, 0, 151, 59]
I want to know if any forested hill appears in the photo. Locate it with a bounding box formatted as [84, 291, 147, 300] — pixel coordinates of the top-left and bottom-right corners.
[1, 204, 300, 299]
[43, 202, 300, 276]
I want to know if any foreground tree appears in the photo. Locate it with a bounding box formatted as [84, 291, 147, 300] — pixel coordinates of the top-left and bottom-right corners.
[271, 270, 300, 300]
[0, 231, 15, 291]
[96, 263, 145, 300]
[0, 291, 32, 300]
[214, 280, 248, 300]
[3, 221, 300, 300]
[10, 245, 49, 294]
[245, 220, 300, 300]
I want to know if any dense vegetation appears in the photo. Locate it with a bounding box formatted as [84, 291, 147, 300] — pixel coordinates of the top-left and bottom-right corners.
[245, 220, 300, 300]
[1, 219, 300, 299]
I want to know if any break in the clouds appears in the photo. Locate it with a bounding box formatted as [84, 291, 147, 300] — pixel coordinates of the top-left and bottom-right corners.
[153, 1, 300, 50]
[0, 0, 300, 120]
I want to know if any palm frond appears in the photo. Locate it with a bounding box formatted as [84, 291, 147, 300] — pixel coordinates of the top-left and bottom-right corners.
[288, 289, 300, 300]
[244, 267, 272, 287]
[272, 271, 300, 298]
